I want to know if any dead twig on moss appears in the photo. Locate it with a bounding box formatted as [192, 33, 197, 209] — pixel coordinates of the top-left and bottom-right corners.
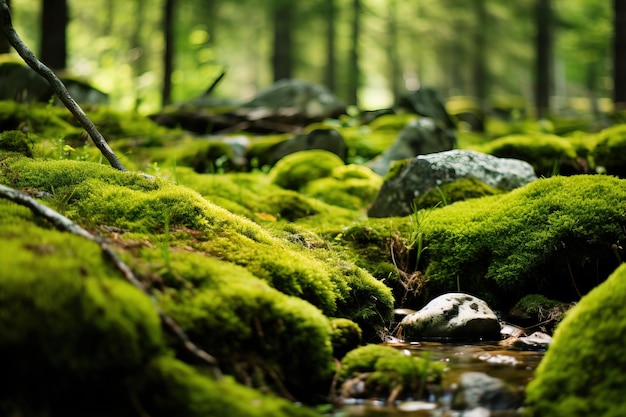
[0, 183, 222, 378]
[0, 0, 127, 172]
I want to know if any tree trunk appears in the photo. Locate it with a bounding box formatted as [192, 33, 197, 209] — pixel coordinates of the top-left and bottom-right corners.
[387, 0, 400, 105]
[347, 0, 361, 106]
[40, 0, 68, 71]
[613, 0, 626, 111]
[534, 0, 552, 119]
[473, 0, 488, 115]
[0, 0, 9, 53]
[324, 0, 336, 92]
[271, 1, 293, 81]
[162, 0, 175, 107]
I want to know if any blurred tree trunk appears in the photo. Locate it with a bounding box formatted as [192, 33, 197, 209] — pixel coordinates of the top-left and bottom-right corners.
[347, 0, 361, 106]
[40, 0, 68, 71]
[162, 0, 175, 107]
[614, 0, 626, 111]
[324, 0, 336, 92]
[0, 0, 9, 53]
[387, 0, 400, 105]
[473, 0, 487, 116]
[272, 1, 294, 81]
[534, 0, 552, 119]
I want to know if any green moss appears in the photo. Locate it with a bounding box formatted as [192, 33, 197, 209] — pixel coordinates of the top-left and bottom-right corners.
[525, 264, 626, 417]
[341, 125, 397, 162]
[330, 318, 363, 359]
[420, 175, 626, 308]
[0, 130, 34, 157]
[269, 149, 345, 190]
[513, 294, 560, 316]
[338, 344, 444, 400]
[384, 158, 411, 181]
[138, 356, 320, 417]
[0, 203, 164, 412]
[477, 133, 580, 176]
[592, 124, 626, 177]
[151, 251, 335, 400]
[413, 177, 502, 209]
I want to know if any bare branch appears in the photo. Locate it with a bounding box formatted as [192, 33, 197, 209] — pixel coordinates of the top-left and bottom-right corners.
[0, 183, 222, 378]
[0, 0, 127, 172]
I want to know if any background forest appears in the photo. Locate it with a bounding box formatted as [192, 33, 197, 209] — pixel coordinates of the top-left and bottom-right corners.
[0, 0, 617, 117]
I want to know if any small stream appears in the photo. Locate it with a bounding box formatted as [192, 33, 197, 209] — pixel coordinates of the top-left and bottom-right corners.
[337, 341, 545, 416]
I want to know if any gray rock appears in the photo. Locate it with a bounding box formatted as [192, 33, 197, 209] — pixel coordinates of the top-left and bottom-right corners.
[397, 87, 457, 130]
[242, 79, 345, 119]
[452, 372, 522, 411]
[368, 150, 537, 217]
[264, 129, 347, 166]
[399, 293, 501, 341]
[513, 331, 552, 349]
[367, 118, 456, 176]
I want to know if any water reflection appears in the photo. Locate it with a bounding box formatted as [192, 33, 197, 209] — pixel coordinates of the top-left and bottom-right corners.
[338, 341, 545, 416]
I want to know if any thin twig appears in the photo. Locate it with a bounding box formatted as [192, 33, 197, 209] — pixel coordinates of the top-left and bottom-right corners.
[0, 0, 127, 172]
[0, 183, 222, 378]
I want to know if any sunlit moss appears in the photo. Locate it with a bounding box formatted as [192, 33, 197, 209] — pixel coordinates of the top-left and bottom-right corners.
[330, 318, 362, 359]
[269, 149, 344, 190]
[592, 124, 626, 177]
[524, 264, 626, 416]
[413, 177, 502, 210]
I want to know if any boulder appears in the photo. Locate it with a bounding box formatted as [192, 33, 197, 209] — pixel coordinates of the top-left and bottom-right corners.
[366, 118, 456, 176]
[452, 372, 523, 411]
[368, 150, 537, 218]
[263, 128, 347, 166]
[398, 293, 501, 341]
[397, 87, 457, 130]
[242, 79, 345, 119]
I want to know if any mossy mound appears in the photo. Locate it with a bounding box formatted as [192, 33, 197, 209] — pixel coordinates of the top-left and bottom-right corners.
[337, 344, 444, 401]
[593, 124, 626, 177]
[329, 318, 363, 359]
[138, 356, 320, 417]
[0, 201, 164, 414]
[270, 149, 345, 190]
[477, 133, 581, 176]
[302, 164, 383, 210]
[524, 263, 626, 416]
[420, 175, 626, 308]
[413, 177, 503, 209]
[0, 130, 34, 157]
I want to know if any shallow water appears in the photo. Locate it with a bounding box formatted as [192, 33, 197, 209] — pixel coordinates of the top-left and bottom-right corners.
[337, 341, 545, 416]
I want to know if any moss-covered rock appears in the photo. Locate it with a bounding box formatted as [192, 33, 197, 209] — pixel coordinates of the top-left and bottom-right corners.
[337, 344, 444, 401]
[270, 149, 345, 190]
[476, 133, 582, 177]
[420, 175, 626, 308]
[593, 124, 626, 177]
[413, 176, 503, 210]
[524, 263, 626, 416]
[329, 318, 363, 359]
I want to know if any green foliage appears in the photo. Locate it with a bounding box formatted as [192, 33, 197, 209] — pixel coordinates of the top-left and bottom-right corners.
[524, 264, 626, 417]
[420, 175, 626, 308]
[477, 133, 581, 176]
[338, 344, 444, 400]
[269, 149, 345, 190]
[592, 124, 626, 177]
[413, 177, 502, 210]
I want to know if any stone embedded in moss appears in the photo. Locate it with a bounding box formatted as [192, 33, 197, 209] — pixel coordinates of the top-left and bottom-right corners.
[524, 264, 626, 417]
[269, 149, 345, 190]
